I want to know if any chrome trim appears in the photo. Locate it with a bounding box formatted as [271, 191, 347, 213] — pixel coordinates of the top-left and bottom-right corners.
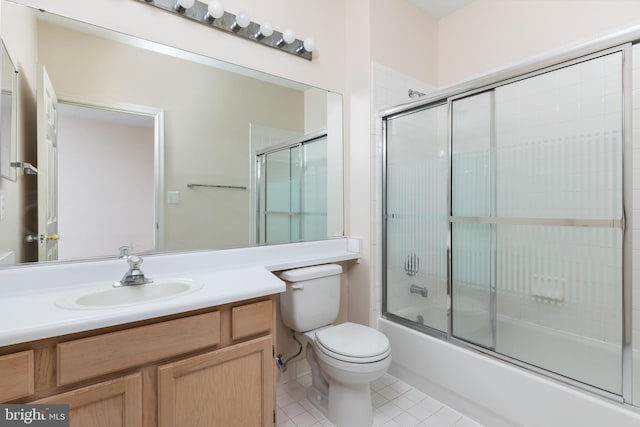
[381, 117, 389, 316]
[187, 183, 247, 190]
[255, 155, 263, 243]
[446, 98, 453, 338]
[450, 216, 623, 228]
[255, 130, 327, 156]
[489, 90, 497, 351]
[621, 43, 633, 405]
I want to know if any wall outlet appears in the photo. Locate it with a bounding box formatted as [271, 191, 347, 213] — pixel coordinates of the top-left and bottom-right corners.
[167, 191, 180, 205]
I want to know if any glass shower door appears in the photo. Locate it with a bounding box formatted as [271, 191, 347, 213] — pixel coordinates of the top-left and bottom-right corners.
[384, 104, 448, 333]
[450, 92, 495, 348]
[492, 51, 623, 394]
[257, 135, 328, 244]
[263, 146, 301, 243]
[450, 50, 624, 394]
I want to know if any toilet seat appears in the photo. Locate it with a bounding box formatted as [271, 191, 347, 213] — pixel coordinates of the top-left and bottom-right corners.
[314, 322, 390, 364]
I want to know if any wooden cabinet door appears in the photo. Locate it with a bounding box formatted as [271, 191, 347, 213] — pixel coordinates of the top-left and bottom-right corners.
[158, 336, 274, 427]
[34, 373, 142, 427]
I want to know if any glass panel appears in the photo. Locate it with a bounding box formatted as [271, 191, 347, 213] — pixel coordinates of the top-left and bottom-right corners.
[495, 52, 623, 220]
[265, 148, 298, 243]
[451, 92, 494, 347]
[493, 52, 623, 394]
[301, 138, 328, 241]
[495, 225, 622, 393]
[290, 145, 302, 241]
[385, 104, 448, 333]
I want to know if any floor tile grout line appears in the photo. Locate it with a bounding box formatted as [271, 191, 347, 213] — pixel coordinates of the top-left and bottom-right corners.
[276, 373, 484, 427]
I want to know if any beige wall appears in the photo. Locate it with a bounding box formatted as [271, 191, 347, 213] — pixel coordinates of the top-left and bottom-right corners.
[57, 111, 155, 259]
[35, 19, 304, 251]
[438, 0, 640, 87]
[0, 3, 37, 263]
[13, 0, 348, 94]
[344, 0, 374, 326]
[371, 0, 438, 86]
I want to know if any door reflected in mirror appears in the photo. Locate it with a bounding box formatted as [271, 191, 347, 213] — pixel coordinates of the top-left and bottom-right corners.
[0, 0, 343, 267]
[0, 40, 17, 182]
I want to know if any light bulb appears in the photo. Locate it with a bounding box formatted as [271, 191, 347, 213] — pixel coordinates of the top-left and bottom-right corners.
[174, 0, 195, 13]
[230, 11, 251, 31]
[205, 1, 224, 22]
[283, 28, 296, 44]
[303, 38, 315, 52]
[255, 21, 274, 39]
[296, 37, 315, 55]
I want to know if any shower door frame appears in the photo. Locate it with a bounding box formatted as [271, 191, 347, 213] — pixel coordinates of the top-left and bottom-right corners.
[381, 42, 633, 403]
[255, 130, 328, 244]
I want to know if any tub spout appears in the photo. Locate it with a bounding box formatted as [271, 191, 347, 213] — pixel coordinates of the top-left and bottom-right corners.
[410, 284, 428, 298]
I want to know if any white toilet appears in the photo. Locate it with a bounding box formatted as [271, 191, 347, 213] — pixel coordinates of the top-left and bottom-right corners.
[278, 264, 391, 427]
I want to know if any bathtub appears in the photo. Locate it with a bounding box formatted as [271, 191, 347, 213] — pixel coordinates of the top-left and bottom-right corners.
[378, 310, 640, 427]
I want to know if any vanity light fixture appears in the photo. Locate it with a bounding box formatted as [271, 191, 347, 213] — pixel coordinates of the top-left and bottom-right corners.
[173, 0, 195, 14]
[134, 0, 313, 60]
[204, 0, 224, 23]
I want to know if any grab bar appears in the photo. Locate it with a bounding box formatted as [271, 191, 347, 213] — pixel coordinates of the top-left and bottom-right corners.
[187, 183, 247, 190]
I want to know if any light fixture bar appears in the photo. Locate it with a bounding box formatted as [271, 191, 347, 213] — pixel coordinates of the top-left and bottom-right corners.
[135, 0, 312, 61]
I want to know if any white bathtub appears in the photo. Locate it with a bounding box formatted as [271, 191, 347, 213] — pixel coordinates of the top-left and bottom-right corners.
[378, 313, 640, 426]
[394, 305, 621, 393]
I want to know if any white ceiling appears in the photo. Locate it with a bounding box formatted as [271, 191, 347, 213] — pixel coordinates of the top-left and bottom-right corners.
[408, 0, 476, 18]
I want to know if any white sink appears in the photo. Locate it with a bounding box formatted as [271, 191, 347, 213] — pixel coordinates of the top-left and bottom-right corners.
[56, 278, 204, 310]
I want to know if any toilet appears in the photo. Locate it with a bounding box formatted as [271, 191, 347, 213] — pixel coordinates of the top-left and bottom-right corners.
[278, 264, 391, 427]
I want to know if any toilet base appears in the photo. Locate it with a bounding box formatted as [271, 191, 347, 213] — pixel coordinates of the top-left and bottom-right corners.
[306, 384, 329, 417]
[306, 382, 373, 427]
[327, 381, 373, 427]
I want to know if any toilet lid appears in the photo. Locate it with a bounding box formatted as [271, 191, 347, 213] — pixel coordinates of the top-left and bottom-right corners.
[315, 322, 390, 359]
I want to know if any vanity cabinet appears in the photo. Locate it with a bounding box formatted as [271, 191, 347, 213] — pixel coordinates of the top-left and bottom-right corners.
[0, 296, 276, 427]
[34, 374, 142, 427]
[158, 336, 273, 426]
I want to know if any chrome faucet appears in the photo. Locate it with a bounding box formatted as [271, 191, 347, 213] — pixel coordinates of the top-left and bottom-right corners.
[114, 255, 153, 287]
[410, 284, 428, 298]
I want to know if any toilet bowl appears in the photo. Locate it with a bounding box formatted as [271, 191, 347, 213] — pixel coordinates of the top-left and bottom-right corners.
[304, 323, 391, 427]
[278, 264, 391, 427]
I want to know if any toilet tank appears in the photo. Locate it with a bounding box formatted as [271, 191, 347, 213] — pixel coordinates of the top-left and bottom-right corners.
[278, 264, 343, 332]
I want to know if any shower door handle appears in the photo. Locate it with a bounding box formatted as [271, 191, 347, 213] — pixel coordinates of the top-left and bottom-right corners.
[446, 247, 452, 312]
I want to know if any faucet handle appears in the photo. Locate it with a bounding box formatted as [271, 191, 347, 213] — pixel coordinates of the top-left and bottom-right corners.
[127, 255, 143, 269]
[118, 246, 131, 258]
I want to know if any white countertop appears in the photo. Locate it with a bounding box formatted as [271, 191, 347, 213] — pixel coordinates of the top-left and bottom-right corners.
[0, 238, 360, 346]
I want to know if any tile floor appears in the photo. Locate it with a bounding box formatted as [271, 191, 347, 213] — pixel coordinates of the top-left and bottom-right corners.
[276, 372, 484, 427]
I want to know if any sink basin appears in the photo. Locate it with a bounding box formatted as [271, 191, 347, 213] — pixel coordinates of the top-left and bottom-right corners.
[56, 278, 204, 310]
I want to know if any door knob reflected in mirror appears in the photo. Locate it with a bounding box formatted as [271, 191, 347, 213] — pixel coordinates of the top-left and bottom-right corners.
[40, 233, 60, 242]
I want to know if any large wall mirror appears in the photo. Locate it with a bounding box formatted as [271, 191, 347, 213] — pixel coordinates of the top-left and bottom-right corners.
[0, 0, 343, 267]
